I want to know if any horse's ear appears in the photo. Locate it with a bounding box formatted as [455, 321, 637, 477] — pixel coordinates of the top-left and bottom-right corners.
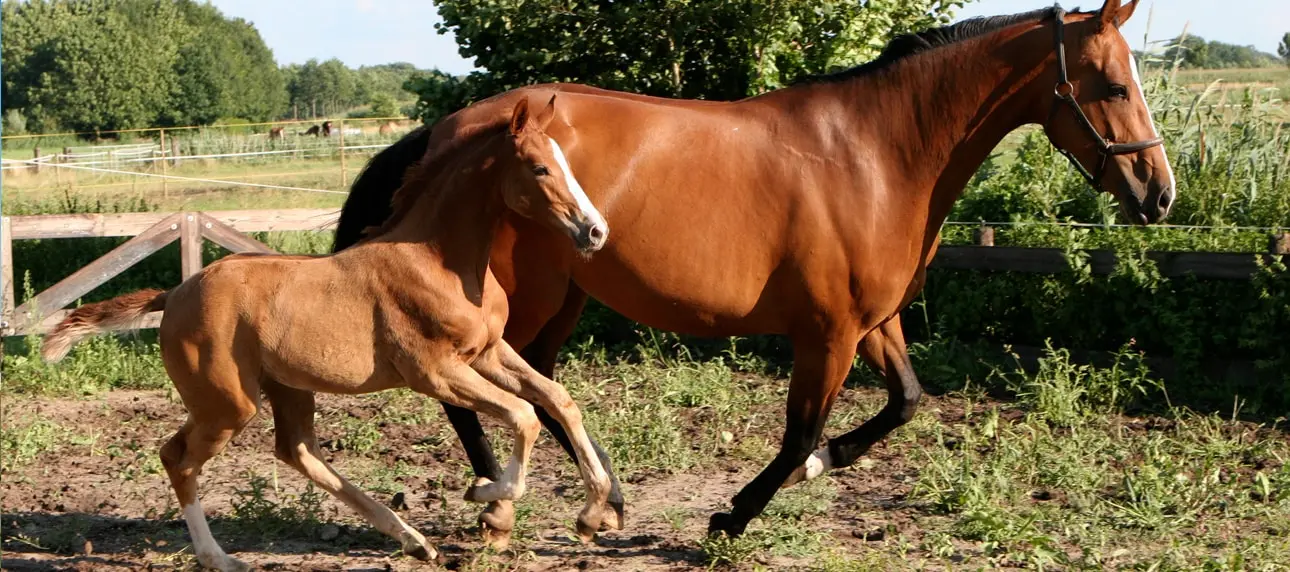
[534, 95, 557, 131]
[1099, 0, 1134, 30]
[509, 98, 531, 136]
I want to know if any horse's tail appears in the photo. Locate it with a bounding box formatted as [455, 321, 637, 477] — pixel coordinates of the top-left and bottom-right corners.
[41, 289, 169, 363]
[332, 124, 433, 252]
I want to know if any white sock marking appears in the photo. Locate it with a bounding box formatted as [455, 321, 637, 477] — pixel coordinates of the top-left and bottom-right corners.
[183, 501, 229, 563]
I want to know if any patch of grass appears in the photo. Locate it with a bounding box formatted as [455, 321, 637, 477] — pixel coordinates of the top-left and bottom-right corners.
[0, 417, 68, 472]
[228, 470, 327, 538]
[4, 333, 169, 396]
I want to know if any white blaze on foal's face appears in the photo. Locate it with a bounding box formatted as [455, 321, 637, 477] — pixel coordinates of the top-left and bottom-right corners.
[547, 137, 608, 251]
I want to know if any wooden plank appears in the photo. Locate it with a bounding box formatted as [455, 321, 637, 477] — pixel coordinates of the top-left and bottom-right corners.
[2, 217, 14, 333]
[199, 214, 278, 254]
[930, 246, 1264, 280]
[9, 208, 339, 239]
[9, 213, 181, 332]
[180, 213, 203, 280]
[13, 309, 164, 337]
[10, 212, 172, 239]
[201, 208, 339, 233]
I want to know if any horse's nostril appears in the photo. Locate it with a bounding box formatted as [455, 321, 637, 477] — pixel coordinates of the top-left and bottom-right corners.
[589, 225, 606, 242]
[1158, 190, 1173, 211]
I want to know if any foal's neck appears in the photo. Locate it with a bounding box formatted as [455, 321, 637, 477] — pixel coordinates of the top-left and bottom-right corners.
[376, 142, 510, 293]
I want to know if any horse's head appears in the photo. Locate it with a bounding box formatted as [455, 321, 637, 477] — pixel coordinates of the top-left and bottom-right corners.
[501, 95, 609, 253]
[1040, 0, 1175, 224]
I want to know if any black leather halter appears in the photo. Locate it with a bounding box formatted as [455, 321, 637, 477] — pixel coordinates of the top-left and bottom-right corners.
[1047, 8, 1163, 191]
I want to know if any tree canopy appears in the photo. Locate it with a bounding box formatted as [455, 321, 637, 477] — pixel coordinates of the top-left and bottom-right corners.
[1163, 35, 1283, 69]
[406, 0, 969, 124]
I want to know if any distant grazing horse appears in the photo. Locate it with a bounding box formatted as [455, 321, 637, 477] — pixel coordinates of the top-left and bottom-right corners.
[268, 126, 284, 140]
[301, 124, 321, 137]
[335, 0, 1173, 539]
[42, 97, 615, 571]
[321, 120, 333, 137]
[379, 121, 397, 135]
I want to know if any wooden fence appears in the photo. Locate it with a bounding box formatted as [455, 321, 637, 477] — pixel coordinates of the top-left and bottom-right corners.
[0, 215, 1285, 337]
[0, 208, 338, 337]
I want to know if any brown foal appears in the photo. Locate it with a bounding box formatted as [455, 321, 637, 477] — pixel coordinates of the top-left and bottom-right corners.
[335, 0, 1174, 538]
[41, 97, 614, 571]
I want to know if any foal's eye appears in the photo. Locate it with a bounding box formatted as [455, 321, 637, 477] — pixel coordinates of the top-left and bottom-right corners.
[1109, 84, 1129, 100]
[533, 165, 550, 176]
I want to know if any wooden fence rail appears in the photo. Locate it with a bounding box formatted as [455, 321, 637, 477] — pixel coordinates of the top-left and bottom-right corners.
[0, 217, 1284, 337]
[1, 208, 338, 336]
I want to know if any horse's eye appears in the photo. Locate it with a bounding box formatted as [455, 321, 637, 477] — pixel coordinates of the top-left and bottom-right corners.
[533, 165, 550, 176]
[1109, 84, 1129, 100]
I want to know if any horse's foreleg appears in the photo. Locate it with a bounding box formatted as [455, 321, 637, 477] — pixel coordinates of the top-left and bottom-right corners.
[709, 330, 860, 537]
[818, 318, 922, 475]
[514, 283, 625, 530]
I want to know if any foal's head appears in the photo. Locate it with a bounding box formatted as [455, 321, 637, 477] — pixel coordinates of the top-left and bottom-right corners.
[1039, 0, 1175, 224]
[500, 96, 609, 253]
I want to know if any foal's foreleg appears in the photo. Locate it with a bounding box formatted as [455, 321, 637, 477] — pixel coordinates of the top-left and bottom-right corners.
[477, 341, 614, 541]
[262, 379, 434, 561]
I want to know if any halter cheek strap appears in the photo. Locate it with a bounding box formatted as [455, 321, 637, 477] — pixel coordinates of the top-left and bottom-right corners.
[1046, 7, 1163, 192]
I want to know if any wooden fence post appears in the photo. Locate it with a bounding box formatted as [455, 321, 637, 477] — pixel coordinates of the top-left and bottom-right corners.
[974, 225, 995, 247]
[339, 118, 347, 188]
[62, 146, 73, 190]
[2, 217, 14, 335]
[1272, 233, 1290, 255]
[33, 147, 41, 174]
[171, 135, 181, 168]
[159, 129, 169, 199]
[180, 212, 203, 280]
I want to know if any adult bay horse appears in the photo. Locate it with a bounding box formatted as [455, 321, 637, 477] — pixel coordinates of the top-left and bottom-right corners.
[42, 97, 614, 570]
[335, 0, 1174, 538]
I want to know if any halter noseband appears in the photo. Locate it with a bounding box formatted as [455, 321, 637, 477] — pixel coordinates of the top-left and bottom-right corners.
[1047, 7, 1163, 192]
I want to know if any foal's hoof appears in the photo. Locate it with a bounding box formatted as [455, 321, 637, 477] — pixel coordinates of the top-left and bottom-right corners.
[400, 532, 437, 561]
[463, 477, 495, 503]
[575, 513, 601, 544]
[707, 512, 747, 537]
[197, 552, 251, 572]
[601, 499, 625, 531]
[479, 501, 514, 550]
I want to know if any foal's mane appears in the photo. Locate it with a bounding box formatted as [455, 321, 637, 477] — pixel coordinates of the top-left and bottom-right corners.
[803, 6, 1074, 84]
[358, 123, 510, 242]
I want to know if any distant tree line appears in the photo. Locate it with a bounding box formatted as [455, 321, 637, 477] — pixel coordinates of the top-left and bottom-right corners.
[1, 0, 423, 135]
[1163, 35, 1284, 69]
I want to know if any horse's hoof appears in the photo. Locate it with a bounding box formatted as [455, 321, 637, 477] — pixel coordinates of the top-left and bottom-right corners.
[707, 512, 746, 537]
[198, 552, 251, 572]
[482, 523, 512, 550]
[463, 477, 493, 503]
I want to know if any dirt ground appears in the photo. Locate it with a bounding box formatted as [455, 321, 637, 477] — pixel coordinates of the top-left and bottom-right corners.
[1, 387, 932, 571]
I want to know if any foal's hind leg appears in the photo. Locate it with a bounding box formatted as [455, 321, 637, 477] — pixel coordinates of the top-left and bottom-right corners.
[261, 379, 435, 561]
[474, 341, 613, 542]
[160, 403, 258, 571]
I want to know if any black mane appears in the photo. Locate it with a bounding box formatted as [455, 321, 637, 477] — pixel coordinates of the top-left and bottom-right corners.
[805, 7, 1067, 83]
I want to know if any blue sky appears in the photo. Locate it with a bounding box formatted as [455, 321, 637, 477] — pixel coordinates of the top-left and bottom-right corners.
[209, 0, 1288, 75]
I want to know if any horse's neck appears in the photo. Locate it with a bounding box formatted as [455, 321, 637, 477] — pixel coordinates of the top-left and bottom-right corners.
[379, 163, 506, 289]
[824, 26, 1050, 238]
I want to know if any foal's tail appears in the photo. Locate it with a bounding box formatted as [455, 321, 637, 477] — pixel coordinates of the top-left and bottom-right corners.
[41, 288, 169, 363]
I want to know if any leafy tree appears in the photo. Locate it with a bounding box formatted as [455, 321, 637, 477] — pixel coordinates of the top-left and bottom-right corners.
[166, 1, 285, 125]
[414, 0, 968, 124]
[1279, 32, 1290, 67]
[1164, 34, 1282, 69]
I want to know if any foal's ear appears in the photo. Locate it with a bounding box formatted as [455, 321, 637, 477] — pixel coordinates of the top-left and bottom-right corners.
[1099, 0, 1137, 30]
[509, 98, 531, 136]
[533, 95, 557, 131]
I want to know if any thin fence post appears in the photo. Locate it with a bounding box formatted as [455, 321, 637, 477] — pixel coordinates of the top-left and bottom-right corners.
[33, 147, 41, 174]
[171, 135, 181, 168]
[159, 128, 169, 199]
[2, 217, 15, 335]
[63, 147, 74, 192]
[974, 225, 995, 247]
[1272, 233, 1290, 255]
[339, 118, 347, 188]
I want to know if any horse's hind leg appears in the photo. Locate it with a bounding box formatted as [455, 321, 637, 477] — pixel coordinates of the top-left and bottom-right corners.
[160, 395, 258, 571]
[261, 379, 435, 561]
[476, 341, 613, 541]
